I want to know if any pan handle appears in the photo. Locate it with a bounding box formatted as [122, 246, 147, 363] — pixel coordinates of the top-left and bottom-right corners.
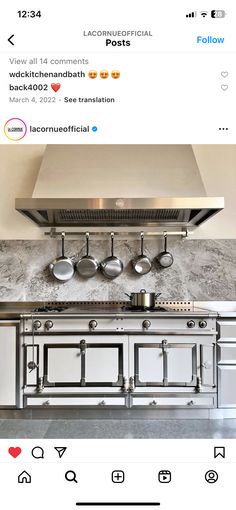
[125, 293, 131, 300]
[164, 231, 167, 252]
[61, 232, 65, 257]
[140, 231, 144, 256]
[155, 292, 162, 298]
[110, 232, 114, 256]
[86, 232, 90, 256]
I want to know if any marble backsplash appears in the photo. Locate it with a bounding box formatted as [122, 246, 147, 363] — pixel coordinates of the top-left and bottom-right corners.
[0, 238, 236, 301]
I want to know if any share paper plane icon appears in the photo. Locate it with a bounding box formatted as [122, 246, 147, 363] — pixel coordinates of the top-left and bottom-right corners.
[54, 447, 67, 458]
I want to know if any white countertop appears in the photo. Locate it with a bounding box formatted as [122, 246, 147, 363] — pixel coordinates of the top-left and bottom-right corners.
[195, 301, 236, 317]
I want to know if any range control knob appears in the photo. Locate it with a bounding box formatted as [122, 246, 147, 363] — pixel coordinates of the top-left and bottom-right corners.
[187, 320, 195, 328]
[199, 320, 207, 328]
[45, 320, 53, 331]
[33, 320, 42, 330]
[89, 320, 98, 330]
[142, 320, 151, 330]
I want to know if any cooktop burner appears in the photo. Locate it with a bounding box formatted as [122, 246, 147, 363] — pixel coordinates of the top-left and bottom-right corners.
[27, 301, 214, 316]
[19, 301, 217, 318]
[32, 306, 69, 313]
[121, 305, 168, 312]
[32, 304, 169, 314]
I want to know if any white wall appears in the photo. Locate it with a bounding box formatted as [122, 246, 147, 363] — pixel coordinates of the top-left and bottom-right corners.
[0, 145, 46, 239]
[193, 145, 236, 238]
[0, 144, 235, 239]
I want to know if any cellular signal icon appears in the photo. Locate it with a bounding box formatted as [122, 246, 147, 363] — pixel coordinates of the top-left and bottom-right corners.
[200, 11, 208, 17]
[186, 11, 197, 18]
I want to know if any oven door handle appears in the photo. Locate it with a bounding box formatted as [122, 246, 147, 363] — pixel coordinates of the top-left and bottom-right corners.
[79, 340, 86, 386]
[162, 339, 168, 386]
[80, 339, 86, 352]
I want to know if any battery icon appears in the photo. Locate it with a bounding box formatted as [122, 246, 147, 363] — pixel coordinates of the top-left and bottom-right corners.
[211, 10, 226, 18]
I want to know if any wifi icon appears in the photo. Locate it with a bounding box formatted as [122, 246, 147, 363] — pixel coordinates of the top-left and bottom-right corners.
[200, 11, 208, 17]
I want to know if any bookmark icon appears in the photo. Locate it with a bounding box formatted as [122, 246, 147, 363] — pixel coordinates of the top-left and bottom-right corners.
[214, 447, 225, 458]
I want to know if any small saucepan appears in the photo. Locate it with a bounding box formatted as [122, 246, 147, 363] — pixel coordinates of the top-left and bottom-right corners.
[125, 289, 161, 308]
[155, 233, 174, 268]
[100, 232, 123, 279]
[76, 232, 99, 278]
[49, 232, 74, 282]
[132, 232, 152, 275]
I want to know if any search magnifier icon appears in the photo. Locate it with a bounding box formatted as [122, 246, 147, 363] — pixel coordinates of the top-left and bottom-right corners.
[65, 470, 78, 483]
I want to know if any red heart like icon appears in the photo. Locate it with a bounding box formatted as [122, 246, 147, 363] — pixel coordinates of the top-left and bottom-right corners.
[51, 83, 61, 92]
[8, 447, 22, 458]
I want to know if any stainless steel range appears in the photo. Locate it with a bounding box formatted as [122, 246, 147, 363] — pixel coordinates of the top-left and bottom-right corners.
[20, 301, 217, 411]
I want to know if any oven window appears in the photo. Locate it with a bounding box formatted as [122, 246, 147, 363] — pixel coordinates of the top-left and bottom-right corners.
[86, 347, 119, 382]
[47, 346, 82, 383]
[134, 343, 197, 387]
[43, 343, 123, 387]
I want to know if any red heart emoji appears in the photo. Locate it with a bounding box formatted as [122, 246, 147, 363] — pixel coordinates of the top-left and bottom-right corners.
[8, 447, 22, 458]
[51, 83, 61, 92]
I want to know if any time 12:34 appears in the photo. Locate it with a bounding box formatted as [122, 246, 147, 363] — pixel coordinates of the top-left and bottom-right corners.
[17, 10, 42, 18]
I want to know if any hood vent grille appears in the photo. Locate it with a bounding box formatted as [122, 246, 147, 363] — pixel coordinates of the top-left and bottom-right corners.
[58, 208, 181, 224]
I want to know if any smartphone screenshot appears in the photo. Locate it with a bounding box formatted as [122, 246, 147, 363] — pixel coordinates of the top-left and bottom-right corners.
[0, 1, 235, 509]
[0, 0, 235, 142]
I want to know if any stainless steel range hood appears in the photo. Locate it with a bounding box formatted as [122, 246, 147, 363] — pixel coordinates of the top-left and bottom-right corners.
[15, 145, 224, 228]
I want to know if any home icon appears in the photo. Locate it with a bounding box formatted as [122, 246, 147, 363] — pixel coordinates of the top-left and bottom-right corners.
[18, 471, 31, 484]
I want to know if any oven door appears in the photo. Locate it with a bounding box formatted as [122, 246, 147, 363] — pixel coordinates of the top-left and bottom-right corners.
[130, 335, 198, 388]
[24, 335, 128, 392]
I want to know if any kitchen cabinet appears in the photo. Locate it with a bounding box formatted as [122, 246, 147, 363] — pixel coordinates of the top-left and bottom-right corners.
[217, 320, 236, 342]
[218, 344, 236, 364]
[0, 322, 19, 407]
[218, 366, 236, 407]
[217, 319, 236, 408]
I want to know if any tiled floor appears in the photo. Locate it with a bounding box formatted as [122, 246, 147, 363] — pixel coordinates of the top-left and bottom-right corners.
[0, 419, 236, 438]
[0, 419, 51, 438]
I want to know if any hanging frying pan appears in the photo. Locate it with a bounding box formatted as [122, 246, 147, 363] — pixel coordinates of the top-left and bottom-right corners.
[76, 232, 99, 278]
[100, 232, 123, 279]
[155, 232, 174, 268]
[132, 232, 152, 275]
[49, 232, 74, 282]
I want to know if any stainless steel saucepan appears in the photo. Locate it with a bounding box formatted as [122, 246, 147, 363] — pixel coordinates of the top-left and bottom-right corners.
[125, 289, 161, 308]
[100, 232, 123, 279]
[76, 232, 99, 278]
[155, 233, 174, 268]
[132, 232, 152, 275]
[49, 232, 74, 282]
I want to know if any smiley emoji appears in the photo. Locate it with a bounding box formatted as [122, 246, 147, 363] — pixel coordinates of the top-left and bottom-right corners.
[88, 70, 97, 79]
[111, 70, 120, 79]
[100, 70, 109, 79]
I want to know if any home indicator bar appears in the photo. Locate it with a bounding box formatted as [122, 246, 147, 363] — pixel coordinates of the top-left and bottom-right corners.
[76, 504, 161, 507]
